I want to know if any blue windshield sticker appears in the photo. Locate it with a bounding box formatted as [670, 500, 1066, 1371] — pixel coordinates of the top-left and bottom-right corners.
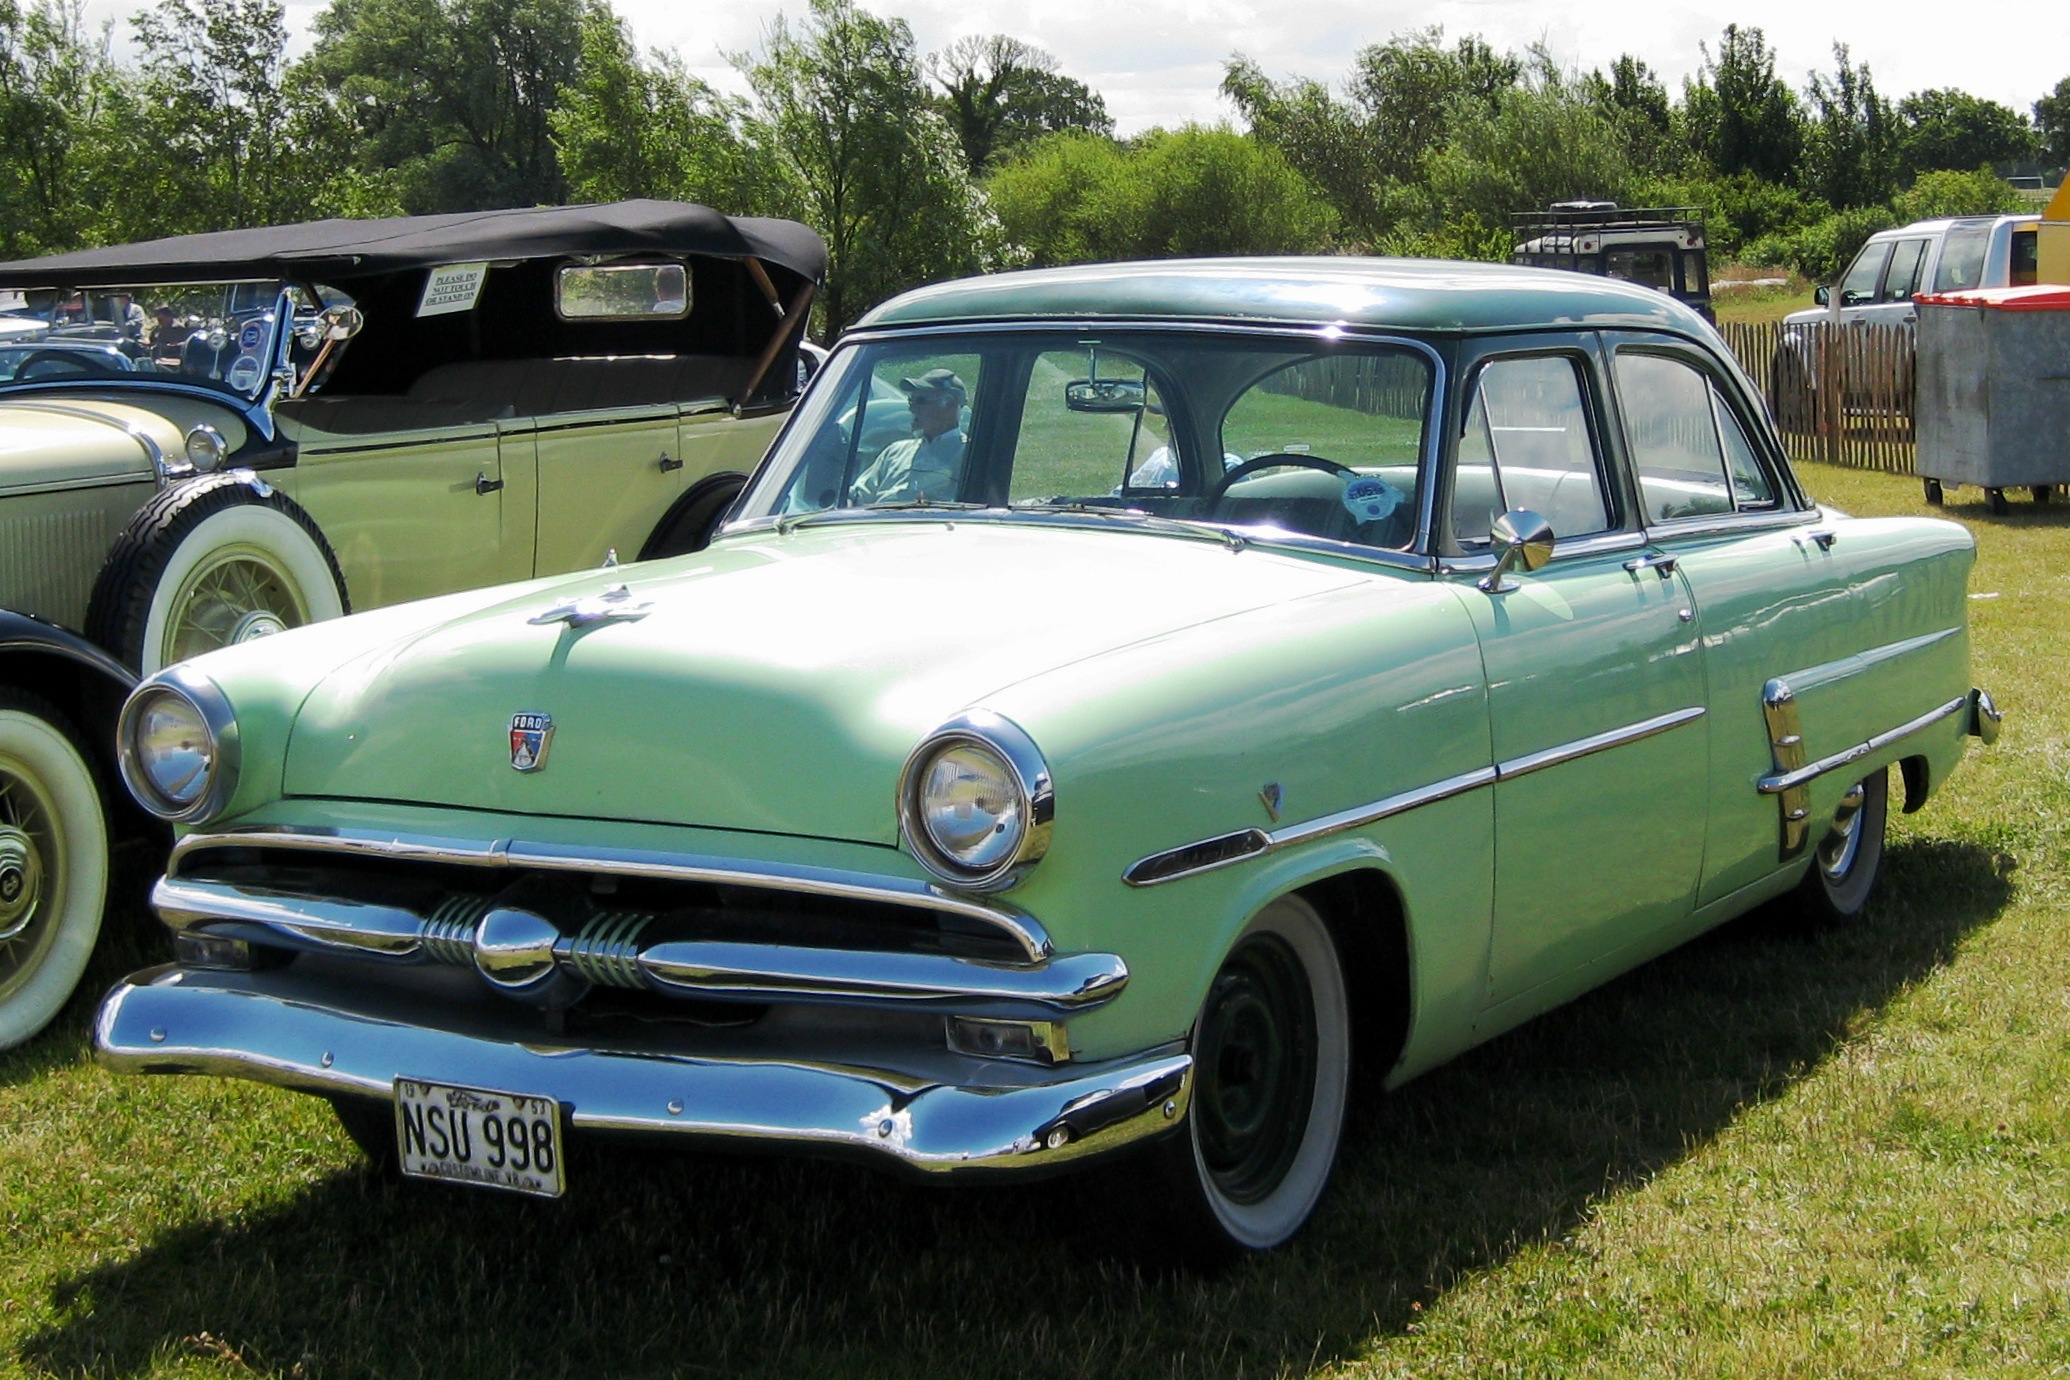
[1342, 475, 1403, 524]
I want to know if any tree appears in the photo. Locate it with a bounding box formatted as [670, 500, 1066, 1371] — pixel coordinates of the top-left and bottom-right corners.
[1585, 54, 1682, 177]
[1421, 56, 1634, 238]
[300, 0, 584, 213]
[106, 0, 318, 239]
[0, 0, 108, 255]
[1346, 28, 1518, 183]
[1801, 45, 1897, 209]
[1897, 88, 2038, 177]
[1894, 167, 2024, 221]
[734, 0, 996, 335]
[926, 34, 1110, 176]
[552, 5, 757, 209]
[988, 125, 1336, 266]
[1221, 58, 1384, 239]
[2036, 76, 2070, 168]
[1685, 25, 1800, 184]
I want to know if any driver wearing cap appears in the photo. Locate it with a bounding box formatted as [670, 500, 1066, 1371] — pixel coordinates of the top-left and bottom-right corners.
[848, 368, 967, 506]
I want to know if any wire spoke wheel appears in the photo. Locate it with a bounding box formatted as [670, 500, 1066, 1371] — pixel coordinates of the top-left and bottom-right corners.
[0, 691, 107, 1047]
[160, 544, 308, 665]
[0, 760, 62, 991]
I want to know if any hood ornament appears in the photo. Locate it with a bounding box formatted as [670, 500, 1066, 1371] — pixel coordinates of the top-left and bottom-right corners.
[509, 712, 555, 772]
[527, 583, 653, 629]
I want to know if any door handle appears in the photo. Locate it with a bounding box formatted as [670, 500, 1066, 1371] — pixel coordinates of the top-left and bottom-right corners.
[1623, 553, 1677, 580]
[658, 451, 683, 473]
[475, 472, 504, 495]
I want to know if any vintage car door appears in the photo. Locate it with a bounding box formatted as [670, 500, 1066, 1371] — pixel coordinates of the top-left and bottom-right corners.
[275, 405, 523, 609]
[532, 404, 686, 575]
[1442, 344, 1711, 1020]
[1603, 336, 1973, 910]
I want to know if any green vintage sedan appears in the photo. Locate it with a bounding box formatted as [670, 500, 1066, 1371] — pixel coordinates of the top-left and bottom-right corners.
[0, 202, 822, 1048]
[95, 258, 1998, 1259]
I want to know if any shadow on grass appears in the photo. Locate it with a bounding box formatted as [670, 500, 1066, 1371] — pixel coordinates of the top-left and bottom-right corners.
[15, 838, 2010, 1380]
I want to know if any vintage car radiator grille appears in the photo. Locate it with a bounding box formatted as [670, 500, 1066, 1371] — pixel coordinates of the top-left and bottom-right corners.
[158, 838, 1127, 1020]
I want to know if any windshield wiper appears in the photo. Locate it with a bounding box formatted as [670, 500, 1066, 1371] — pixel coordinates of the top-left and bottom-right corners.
[775, 497, 987, 534]
[1009, 501, 1248, 551]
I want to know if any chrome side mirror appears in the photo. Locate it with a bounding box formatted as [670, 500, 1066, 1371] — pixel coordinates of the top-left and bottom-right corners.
[1478, 509, 1554, 593]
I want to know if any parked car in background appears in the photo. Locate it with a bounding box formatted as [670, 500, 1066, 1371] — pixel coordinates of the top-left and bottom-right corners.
[97, 258, 1998, 1259]
[1787, 214, 2041, 330]
[0, 201, 825, 1049]
[1512, 202, 1713, 320]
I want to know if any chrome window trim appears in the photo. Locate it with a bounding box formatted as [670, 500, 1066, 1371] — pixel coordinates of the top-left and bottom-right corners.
[1641, 509, 1828, 542]
[1125, 707, 1706, 887]
[170, 826, 1055, 962]
[1438, 528, 1647, 577]
[117, 666, 241, 825]
[1757, 694, 1969, 798]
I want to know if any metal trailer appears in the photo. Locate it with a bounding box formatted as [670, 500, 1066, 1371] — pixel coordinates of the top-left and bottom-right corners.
[1915, 285, 2070, 513]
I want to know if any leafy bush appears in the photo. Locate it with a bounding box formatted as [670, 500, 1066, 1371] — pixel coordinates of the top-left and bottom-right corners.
[1742, 204, 1896, 280]
[1893, 168, 2025, 221]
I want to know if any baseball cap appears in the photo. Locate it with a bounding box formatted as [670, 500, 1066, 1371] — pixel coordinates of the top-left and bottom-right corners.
[899, 367, 966, 401]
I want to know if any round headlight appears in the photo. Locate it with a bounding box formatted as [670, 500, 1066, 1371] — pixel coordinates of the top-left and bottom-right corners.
[118, 673, 239, 823]
[184, 424, 227, 471]
[899, 712, 1053, 890]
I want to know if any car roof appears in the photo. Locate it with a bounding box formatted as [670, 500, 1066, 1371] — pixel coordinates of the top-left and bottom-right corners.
[856, 256, 1717, 337]
[1869, 213, 2041, 240]
[0, 200, 828, 289]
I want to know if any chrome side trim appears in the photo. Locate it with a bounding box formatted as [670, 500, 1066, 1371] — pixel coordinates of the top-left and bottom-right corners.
[171, 827, 1051, 962]
[1757, 695, 1969, 799]
[1761, 679, 1812, 858]
[1127, 706, 1706, 886]
[1496, 706, 1706, 781]
[95, 970, 1190, 1178]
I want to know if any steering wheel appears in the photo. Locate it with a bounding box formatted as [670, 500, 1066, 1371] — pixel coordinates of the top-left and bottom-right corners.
[15, 349, 112, 380]
[1205, 452, 1356, 505]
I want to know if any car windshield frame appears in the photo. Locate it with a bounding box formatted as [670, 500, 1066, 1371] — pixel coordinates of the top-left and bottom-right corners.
[732, 323, 1447, 562]
[0, 279, 291, 403]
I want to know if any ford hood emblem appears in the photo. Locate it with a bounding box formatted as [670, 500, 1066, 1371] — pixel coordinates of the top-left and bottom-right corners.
[509, 712, 554, 772]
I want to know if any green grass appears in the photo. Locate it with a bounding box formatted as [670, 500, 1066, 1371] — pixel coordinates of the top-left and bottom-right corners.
[4, 463, 2065, 1378]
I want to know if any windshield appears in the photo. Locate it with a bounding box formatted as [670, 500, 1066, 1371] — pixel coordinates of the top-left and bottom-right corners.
[738, 331, 1434, 553]
[0, 280, 289, 401]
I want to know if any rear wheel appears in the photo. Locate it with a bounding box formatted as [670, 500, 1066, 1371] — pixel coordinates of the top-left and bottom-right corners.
[1143, 894, 1349, 1262]
[1793, 767, 1888, 922]
[639, 471, 749, 560]
[1986, 487, 2010, 516]
[0, 689, 110, 1049]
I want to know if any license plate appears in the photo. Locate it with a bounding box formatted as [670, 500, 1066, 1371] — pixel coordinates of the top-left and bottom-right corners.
[394, 1078, 565, 1198]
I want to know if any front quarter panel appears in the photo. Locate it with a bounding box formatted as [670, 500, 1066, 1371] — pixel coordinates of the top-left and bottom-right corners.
[983, 572, 1495, 1070]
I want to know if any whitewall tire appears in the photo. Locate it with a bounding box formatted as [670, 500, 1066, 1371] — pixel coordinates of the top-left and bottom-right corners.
[0, 689, 109, 1049]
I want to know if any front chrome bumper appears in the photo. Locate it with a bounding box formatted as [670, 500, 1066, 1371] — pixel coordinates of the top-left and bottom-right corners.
[95, 965, 1191, 1179]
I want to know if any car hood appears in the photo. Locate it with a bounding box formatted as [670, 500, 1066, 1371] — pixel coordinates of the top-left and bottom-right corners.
[0, 397, 172, 494]
[279, 521, 1372, 845]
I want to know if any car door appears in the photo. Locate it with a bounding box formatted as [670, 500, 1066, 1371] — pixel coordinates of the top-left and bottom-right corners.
[1441, 342, 1710, 1023]
[532, 404, 686, 576]
[1603, 335, 1971, 909]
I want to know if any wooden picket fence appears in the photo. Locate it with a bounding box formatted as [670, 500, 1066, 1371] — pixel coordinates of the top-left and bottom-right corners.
[1717, 320, 1917, 474]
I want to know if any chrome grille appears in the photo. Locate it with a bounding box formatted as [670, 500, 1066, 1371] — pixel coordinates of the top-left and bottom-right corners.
[422, 893, 492, 964]
[564, 910, 654, 988]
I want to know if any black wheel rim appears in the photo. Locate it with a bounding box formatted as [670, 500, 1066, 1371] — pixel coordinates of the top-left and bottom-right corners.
[1195, 932, 1316, 1205]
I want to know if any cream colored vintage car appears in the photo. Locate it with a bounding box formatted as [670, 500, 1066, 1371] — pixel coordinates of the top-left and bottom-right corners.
[0, 201, 825, 1047]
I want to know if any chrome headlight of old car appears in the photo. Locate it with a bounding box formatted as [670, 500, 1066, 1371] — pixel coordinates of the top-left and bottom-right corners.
[183, 424, 228, 471]
[898, 711, 1053, 890]
[118, 669, 239, 824]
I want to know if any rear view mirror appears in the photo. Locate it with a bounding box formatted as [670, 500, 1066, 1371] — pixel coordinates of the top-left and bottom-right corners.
[1813, 284, 1831, 307]
[1066, 377, 1145, 413]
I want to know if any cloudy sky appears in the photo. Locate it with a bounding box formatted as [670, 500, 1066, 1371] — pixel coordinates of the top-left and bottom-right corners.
[90, 0, 2068, 138]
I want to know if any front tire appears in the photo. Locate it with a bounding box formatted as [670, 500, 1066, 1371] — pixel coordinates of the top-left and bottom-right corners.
[0, 689, 110, 1049]
[1794, 767, 1888, 921]
[1146, 893, 1349, 1261]
[86, 474, 349, 674]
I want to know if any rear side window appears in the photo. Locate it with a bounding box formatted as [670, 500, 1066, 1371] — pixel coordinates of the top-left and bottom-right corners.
[1934, 223, 1991, 292]
[1450, 355, 1610, 549]
[1615, 352, 1778, 521]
